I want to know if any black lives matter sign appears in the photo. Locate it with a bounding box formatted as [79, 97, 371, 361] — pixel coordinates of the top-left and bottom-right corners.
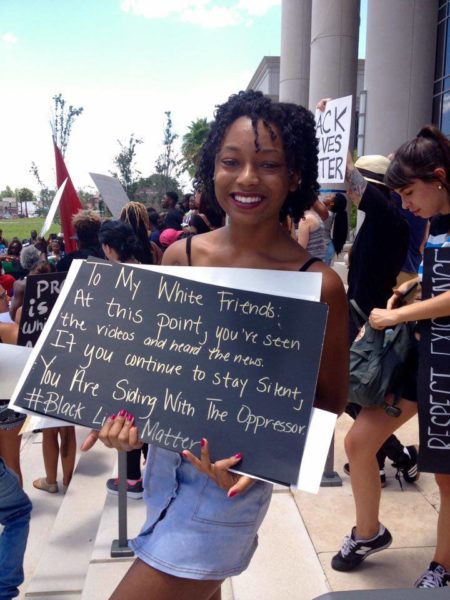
[315, 95, 352, 184]
[418, 247, 450, 474]
[13, 259, 327, 485]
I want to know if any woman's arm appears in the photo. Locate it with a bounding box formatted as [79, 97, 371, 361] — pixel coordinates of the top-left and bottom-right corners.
[297, 214, 316, 249]
[345, 153, 367, 209]
[0, 322, 19, 344]
[370, 290, 450, 329]
[9, 280, 24, 321]
[314, 266, 349, 415]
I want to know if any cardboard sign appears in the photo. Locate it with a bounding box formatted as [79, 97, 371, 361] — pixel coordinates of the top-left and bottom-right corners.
[418, 247, 450, 474]
[11, 260, 328, 485]
[39, 179, 67, 238]
[89, 173, 130, 218]
[18, 272, 66, 347]
[315, 96, 352, 184]
[0, 346, 32, 400]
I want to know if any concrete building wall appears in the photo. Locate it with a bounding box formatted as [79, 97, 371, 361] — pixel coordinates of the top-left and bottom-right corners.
[308, 0, 360, 112]
[279, 0, 312, 105]
[364, 0, 439, 155]
[247, 56, 280, 101]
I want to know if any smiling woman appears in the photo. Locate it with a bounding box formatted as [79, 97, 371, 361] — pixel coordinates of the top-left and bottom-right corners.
[82, 90, 349, 600]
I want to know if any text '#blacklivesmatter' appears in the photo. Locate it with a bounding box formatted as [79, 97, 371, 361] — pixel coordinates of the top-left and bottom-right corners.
[14, 259, 328, 485]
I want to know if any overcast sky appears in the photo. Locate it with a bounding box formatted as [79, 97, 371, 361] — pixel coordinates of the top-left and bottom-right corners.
[0, 0, 367, 195]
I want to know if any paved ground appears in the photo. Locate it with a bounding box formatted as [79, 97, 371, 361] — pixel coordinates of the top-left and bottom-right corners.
[15, 409, 441, 599]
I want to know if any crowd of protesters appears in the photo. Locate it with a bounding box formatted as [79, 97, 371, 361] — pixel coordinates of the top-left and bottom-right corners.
[1, 88, 449, 598]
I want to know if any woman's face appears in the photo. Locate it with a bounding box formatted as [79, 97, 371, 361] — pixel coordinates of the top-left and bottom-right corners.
[396, 176, 450, 219]
[213, 116, 298, 226]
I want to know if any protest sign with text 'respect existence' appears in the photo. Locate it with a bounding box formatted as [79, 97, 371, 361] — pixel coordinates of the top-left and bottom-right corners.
[418, 247, 450, 474]
[11, 259, 328, 486]
[315, 96, 352, 184]
[89, 173, 130, 219]
[18, 272, 67, 347]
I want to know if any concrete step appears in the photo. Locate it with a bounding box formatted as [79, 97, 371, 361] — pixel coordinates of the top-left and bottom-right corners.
[23, 434, 116, 599]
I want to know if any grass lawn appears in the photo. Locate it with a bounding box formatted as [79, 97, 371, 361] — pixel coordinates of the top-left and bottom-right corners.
[0, 217, 60, 243]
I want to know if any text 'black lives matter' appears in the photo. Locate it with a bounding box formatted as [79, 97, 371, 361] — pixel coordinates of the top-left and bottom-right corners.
[418, 247, 450, 474]
[13, 259, 328, 485]
[18, 272, 66, 347]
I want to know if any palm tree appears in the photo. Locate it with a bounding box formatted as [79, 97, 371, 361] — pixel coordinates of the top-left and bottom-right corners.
[181, 118, 211, 179]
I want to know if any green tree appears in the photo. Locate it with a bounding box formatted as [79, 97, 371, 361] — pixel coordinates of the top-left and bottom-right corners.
[155, 111, 181, 191]
[30, 162, 56, 218]
[181, 118, 210, 178]
[50, 93, 84, 156]
[15, 188, 34, 218]
[110, 134, 143, 199]
[0, 186, 15, 199]
[134, 174, 182, 208]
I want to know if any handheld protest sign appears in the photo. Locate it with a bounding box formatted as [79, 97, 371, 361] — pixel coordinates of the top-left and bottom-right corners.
[315, 96, 352, 184]
[18, 272, 66, 347]
[89, 173, 129, 218]
[0, 346, 32, 400]
[418, 247, 450, 474]
[11, 260, 328, 486]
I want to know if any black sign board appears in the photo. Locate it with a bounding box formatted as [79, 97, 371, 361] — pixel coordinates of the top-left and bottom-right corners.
[418, 247, 450, 474]
[12, 259, 327, 485]
[18, 272, 66, 347]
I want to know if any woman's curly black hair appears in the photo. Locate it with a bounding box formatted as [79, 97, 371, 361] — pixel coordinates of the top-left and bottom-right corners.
[194, 90, 319, 223]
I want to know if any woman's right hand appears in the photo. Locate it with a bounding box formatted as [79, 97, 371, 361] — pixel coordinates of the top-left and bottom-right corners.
[316, 97, 332, 112]
[387, 279, 420, 309]
[80, 410, 143, 452]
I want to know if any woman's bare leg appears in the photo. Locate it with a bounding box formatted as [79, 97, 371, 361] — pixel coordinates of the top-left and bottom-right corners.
[59, 426, 76, 487]
[0, 427, 22, 485]
[110, 559, 222, 600]
[42, 428, 60, 485]
[345, 398, 417, 538]
[434, 473, 450, 570]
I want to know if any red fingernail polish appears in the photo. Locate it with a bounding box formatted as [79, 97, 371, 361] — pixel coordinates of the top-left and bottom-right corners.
[110, 414, 116, 421]
[126, 413, 134, 422]
[118, 409, 126, 417]
[234, 453, 243, 460]
[200, 438, 206, 447]
[182, 450, 189, 456]
[229, 490, 237, 497]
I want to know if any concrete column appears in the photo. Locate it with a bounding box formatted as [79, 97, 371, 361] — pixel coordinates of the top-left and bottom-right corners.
[279, 0, 312, 106]
[364, 0, 438, 155]
[308, 0, 360, 114]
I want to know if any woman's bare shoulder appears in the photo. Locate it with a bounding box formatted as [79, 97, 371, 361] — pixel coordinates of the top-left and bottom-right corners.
[162, 231, 219, 266]
[309, 261, 346, 304]
[161, 238, 189, 266]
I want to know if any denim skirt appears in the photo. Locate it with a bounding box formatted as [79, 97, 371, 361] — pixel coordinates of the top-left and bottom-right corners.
[130, 445, 273, 580]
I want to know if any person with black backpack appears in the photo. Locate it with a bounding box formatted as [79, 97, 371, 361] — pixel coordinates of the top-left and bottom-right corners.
[334, 125, 450, 590]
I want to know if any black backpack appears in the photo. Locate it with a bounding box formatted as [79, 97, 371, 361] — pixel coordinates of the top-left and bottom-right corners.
[349, 303, 415, 416]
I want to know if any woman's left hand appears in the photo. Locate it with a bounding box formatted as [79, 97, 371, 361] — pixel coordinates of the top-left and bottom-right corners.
[369, 308, 400, 330]
[182, 438, 254, 498]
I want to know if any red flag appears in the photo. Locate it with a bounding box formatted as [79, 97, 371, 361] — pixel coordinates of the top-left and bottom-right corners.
[54, 143, 83, 253]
